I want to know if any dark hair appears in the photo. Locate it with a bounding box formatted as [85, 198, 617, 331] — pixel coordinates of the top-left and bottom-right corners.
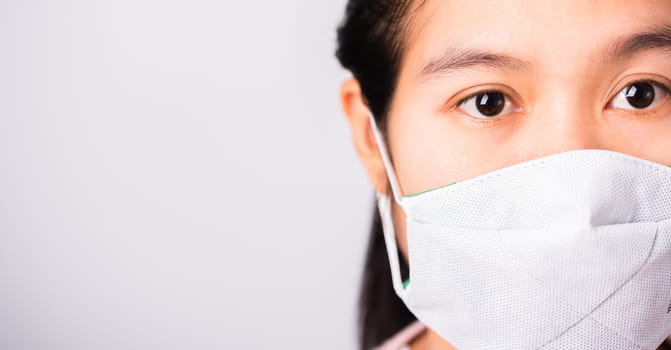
[356, 203, 415, 349]
[335, 1, 420, 349]
[335, 0, 418, 124]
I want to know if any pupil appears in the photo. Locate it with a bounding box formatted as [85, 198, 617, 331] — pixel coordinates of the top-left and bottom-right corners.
[476, 92, 505, 116]
[625, 83, 655, 109]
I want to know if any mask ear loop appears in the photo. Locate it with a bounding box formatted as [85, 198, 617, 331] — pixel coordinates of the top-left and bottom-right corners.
[368, 113, 404, 205]
[376, 192, 409, 301]
[368, 112, 409, 301]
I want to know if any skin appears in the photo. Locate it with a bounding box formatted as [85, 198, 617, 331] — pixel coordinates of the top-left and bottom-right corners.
[341, 0, 671, 349]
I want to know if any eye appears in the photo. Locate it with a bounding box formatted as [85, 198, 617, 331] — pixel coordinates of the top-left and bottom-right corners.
[458, 91, 517, 118]
[609, 81, 669, 110]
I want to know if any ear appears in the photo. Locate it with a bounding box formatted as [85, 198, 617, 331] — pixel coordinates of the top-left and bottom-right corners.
[340, 78, 389, 194]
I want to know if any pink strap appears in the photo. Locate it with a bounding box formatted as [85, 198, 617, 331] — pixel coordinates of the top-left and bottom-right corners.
[374, 321, 427, 350]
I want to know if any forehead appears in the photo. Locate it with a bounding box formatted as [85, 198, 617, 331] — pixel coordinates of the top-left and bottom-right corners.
[402, 0, 671, 72]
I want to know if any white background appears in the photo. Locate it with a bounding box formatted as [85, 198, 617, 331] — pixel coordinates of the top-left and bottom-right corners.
[0, 1, 373, 349]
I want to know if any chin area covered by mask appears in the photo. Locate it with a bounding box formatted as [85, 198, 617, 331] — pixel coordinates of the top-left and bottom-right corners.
[369, 113, 671, 350]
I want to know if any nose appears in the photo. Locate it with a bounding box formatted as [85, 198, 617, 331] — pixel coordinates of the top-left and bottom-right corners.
[519, 92, 614, 160]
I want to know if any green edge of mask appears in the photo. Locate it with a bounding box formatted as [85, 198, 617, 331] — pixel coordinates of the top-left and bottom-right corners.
[403, 182, 457, 198]
[402, 160, 671, 199]
[403, 279, 411, 289]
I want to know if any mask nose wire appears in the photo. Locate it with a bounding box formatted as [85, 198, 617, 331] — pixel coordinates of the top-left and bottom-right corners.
[368, 112, 405, 205]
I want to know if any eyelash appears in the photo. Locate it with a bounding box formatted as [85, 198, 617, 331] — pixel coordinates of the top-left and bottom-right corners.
[607, 79, 671, 114]
[452, 78, 671, 122]
[455, 89, 520, 122]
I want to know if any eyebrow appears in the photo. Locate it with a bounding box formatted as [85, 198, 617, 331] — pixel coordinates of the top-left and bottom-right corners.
[418, 24, 671, 81]
[604, 25, 671, 62]
[418, 48, 531, 80]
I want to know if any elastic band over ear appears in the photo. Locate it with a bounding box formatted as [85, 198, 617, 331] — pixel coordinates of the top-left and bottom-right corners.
[368, 112, 404, 205]
[376, 192, 409, 301]
[370, 112, 409, 302]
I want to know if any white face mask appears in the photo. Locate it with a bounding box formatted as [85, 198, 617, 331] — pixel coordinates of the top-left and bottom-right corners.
[369, 114, 671, 349]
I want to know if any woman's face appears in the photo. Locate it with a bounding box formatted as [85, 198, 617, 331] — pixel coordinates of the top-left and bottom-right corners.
[342, 0, 671, 258]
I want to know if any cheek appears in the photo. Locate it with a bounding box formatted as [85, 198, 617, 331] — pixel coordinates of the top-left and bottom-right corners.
[606, 115, 671, 166]
[388, 111, 522, 196]
[391, 201, 409, 262]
